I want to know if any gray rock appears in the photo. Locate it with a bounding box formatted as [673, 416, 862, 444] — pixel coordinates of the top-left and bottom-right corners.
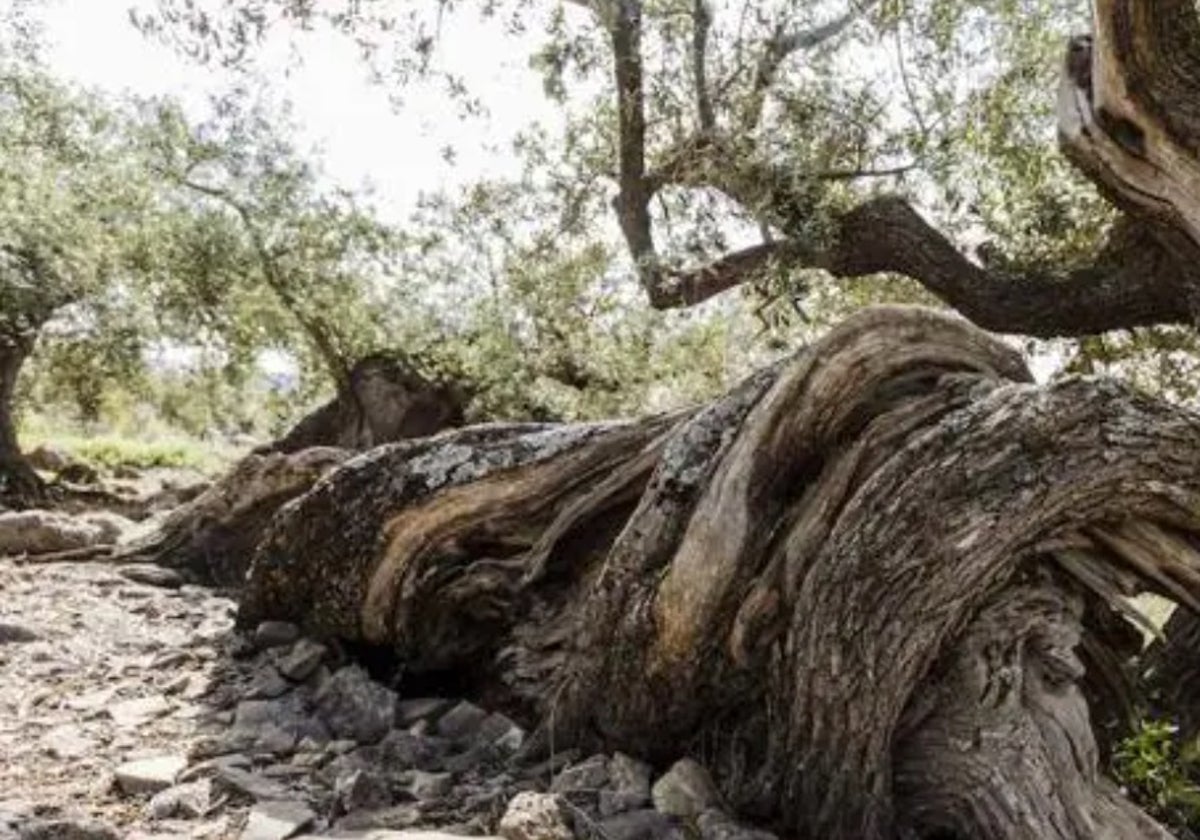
[599, 753, 652, 815]
[245, 667, 292, 700]
[117, 564, 185, 589]
[652, 758, 721, 819]
[108, 694, 173, 728]
[254, 723, 299, 756]
[240, 800, 315, 840]
[16, 816, 120, 840]
[405, 770, 453, 801]
[115, 754, 188, 795]
[394, 698, 449, 728]
[78, 511, 135, 544]
[234, 696, 329, 743]
[336, 768, 392, 813]
[40, 724, 98, 760]
[498, 792, 573, 840]
[477, 712, 525, 753]
[552, 754, 609, 794]
[277, 639, 327, 681]
[375, 730, 444, 772]
[696, 809, 779, 840]
[331, 803, 425, 832]
[26, 444, 70, 472]
[146, 779, 213, 819]
[0, 510, 105, 556]
[0, 623, 39, 644]
[314, 665, 396, 745]
[215, 765, 294, 801]
[434, 700, 488, 743]
[597, 810, 686, 840]
[254, 621, 301, 650]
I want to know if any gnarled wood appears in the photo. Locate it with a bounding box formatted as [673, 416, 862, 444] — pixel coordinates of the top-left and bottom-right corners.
[221, 306, 1200, 839]
[259, 353, 467, 455]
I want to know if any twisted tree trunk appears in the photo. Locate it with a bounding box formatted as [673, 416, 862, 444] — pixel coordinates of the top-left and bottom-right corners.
[176, 306, 1200, 840]
[257, 353, 467, 456]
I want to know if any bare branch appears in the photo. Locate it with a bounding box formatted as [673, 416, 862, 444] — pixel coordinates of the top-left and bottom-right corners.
[743, 1, 879, 131]
[691, 0, 715, 132]
[169, 173, 355, 388]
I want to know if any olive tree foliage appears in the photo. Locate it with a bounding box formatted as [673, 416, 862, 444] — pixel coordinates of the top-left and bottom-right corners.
[134, 92, 402, 392]
[132, 0, 1200, 404]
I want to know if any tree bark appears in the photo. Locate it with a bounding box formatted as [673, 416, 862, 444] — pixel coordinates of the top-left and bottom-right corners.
[144, 306, 1200, 840]
[0, 341, 45, 509]
[257, 353, 467, 456]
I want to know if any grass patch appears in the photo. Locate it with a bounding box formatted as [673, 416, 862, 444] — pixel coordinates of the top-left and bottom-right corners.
[19, 414, 242, 476]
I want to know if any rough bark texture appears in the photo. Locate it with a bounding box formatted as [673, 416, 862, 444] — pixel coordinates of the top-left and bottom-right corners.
[257, 353, 467, 455]
[116, 446, 350, 586]
[0, 342, 45, 509]
[156, 305, 1200, 840]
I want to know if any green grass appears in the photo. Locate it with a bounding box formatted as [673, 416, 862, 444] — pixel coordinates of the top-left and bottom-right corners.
[19, 415, 241, 476]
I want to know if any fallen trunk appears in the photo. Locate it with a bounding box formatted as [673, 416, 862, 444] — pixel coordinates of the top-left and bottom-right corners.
[169, 305, 1198, 840]
[258, 352, 467, 455]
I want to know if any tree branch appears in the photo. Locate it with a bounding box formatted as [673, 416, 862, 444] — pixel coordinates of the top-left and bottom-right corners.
[170, 173, 355, 389]
[691, 0, 715, 133]
[650, 196, 1199, 339]
[743, 1, 879, 131]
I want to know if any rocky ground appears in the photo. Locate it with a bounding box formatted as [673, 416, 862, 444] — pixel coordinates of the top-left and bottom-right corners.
[0, 522, 778, 839]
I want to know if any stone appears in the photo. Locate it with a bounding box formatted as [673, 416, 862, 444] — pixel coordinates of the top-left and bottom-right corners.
[696, 809, 779, 840]
[40, 724, 98, 760]
[314, 665, 396, 745]
[245, 668, 291, 700]
[276, 639, 327, 681]
[0, 623, 39, 644]
[214, 766, 293, 801]
[405, 770, 453, 801]
[497, 792, 573, 840]
[26, 444, 71, 472]
[234, 696, 329, 743]
[115, 754, 188, 795]
[240, 800, 314, 840]
[254, 621, 301, 650]
[336, 768, 392, 813]
[117, 564, 185, 589]
[394, 698, 449, 728]
[651, 758, 721, 819]
[108, 694, 173, 728]
[477, 712, 525, 752]
[254, 724, 299, 756]
[434, 700, 488, 743]
[79, 511, 135, 543]
[0, 510, 105, 556]
[375, 730, 444, 772]
[597, 810, 686, 840]
[16, 816, 121, 840]
[599, 753, 652, 815]
[551, 754, 609, 794]
[146, 779, 213, 820]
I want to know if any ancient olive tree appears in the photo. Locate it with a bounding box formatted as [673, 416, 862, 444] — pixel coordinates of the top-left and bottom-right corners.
[126, 1, 1200, 838]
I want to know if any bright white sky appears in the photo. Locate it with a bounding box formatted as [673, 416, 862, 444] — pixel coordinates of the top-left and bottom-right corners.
[37, 0, 554, 222]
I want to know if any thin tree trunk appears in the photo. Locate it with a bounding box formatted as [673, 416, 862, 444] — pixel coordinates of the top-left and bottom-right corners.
[0, 342, 44, 508]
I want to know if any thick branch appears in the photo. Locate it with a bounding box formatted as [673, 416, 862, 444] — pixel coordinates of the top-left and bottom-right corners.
[1059, 3, 1200, 256]
[650, 196, 1199, 337]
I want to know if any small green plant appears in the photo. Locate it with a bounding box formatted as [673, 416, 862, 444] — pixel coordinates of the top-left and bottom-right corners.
[1114, 718, 1200, 834]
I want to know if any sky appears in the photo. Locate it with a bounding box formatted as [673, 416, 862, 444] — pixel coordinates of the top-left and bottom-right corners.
[36, 0, 556, 222]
